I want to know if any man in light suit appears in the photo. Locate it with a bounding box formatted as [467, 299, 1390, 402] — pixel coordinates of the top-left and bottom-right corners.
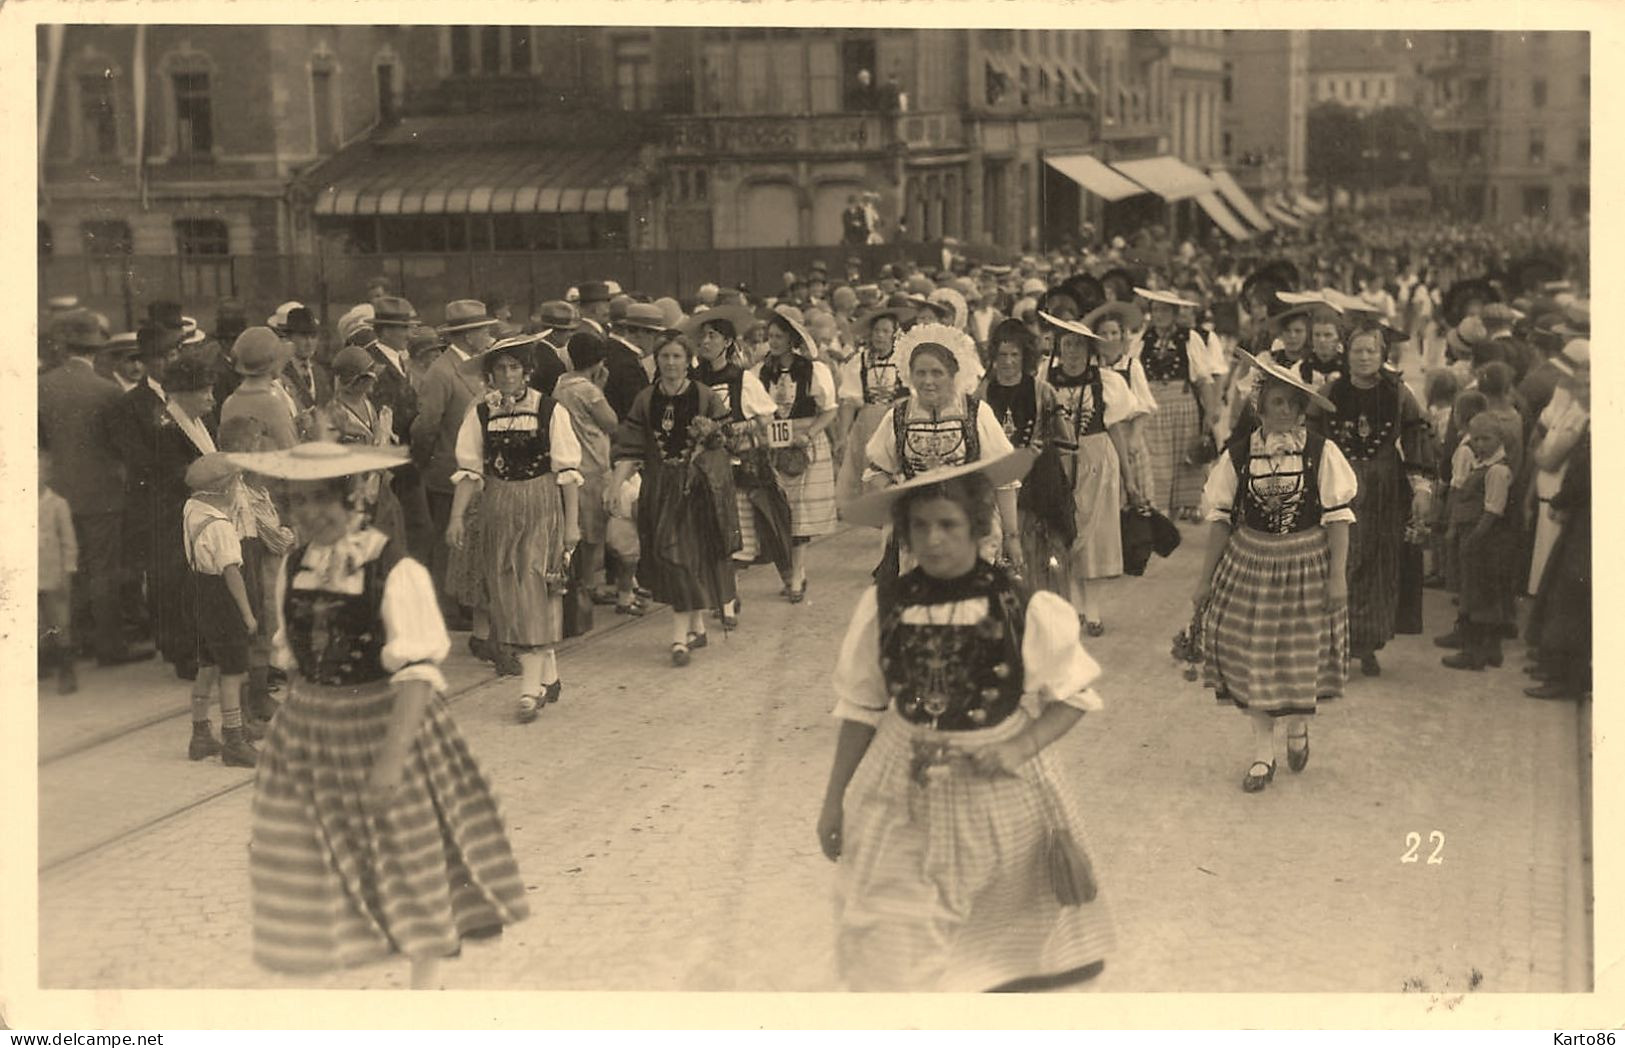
[40, 311, 154, 667]
[410, 299, 497, 627]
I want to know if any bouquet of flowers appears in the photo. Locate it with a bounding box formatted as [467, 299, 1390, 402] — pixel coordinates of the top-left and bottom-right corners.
[687, 415, 725, 455]
[1170, 598, 1208, 682]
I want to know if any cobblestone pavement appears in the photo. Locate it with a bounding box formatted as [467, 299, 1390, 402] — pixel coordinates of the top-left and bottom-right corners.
[36, 523, 1589, 993]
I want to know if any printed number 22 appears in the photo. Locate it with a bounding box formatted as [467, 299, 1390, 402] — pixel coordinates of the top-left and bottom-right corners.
[1401, 831, 1445, 864]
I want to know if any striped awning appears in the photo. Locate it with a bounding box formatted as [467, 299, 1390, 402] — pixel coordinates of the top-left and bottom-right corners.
[1109, 155, 1217, 202]
[310, 145, 640, 217]
[1194, 192, 1253, 240]
[1207, 168, 1273, 233]
[1262, 201, 1306, 229]
[1045, 153, 1145, 202]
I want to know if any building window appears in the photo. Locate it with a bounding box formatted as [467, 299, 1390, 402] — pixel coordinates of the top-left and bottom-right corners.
[39, 221, 53, 257]
[669, 164, 710, 204]
[1378, 80, 1388, 101]
[1532, 78, 1547, 108]
[77, 71, 119, 157]
[1528, 130, 1545, 165]
[1522, 184, 1550, 218]
[376, 63, 397, 123]
[1223, 131, 1232, 158]
[1360, 79, 1368, 100]
[809, 39, 840, 112]
[1222, 61, 1232, 103]
[81, 220, 132, 256]
[311, 66, 337, 152]
[1569, 185, 1589, 218]
[511, 28, 532, 73]
[614, 36, 655, 111]
[172, 70, 213, 154]
[450, 26, 473, 76]
[175, 218, 230, 256]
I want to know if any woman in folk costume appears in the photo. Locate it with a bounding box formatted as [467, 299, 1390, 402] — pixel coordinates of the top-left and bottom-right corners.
[1037, 312, 1146, 635]
[610, 330, 739, 667]
[977, 319, 1070, 598]
[1192, 353, 1357, 793]
[232, 442, 528, 989]
[446, 337, 583, 723]
[836, 301, 919, 515]
[681, 303, 779, 628]
[819, 450, 1115, 992]
[863, 324, 1020, 581]
[1084, 301, 1158, 513]
[1322, 326, 1435, 677]
[1128, 287, 1226, 518]
[753, 306, 840, 603]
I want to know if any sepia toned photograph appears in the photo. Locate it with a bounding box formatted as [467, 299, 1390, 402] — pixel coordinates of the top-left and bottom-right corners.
[26, 16, 1592, 1005]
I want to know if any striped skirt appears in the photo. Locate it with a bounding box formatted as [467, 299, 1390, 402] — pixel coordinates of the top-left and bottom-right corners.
[779, 430, 839, 539]
[733, 489, 760, 562]
[1202, 526, 1349, 716]
[249, 680, 529, 973]
[1066, 433, 1123, 580]
[835, 709, 1114, 992]
[445, 490, 486, 611]
[1143, 380, 1206, 513]
[481, 474, 564, 649]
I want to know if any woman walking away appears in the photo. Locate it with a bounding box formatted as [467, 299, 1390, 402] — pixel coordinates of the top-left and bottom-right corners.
[447, 336, 583, 722]
[1193, 352, 1356, 793]
[231, 441, 529, 989]
[820, 449, 1114, 992]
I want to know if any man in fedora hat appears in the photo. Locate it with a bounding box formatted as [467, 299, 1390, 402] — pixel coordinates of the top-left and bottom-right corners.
[411, 300, 498, 624]
[220, 328, 300, 451]
[366, 296, 433, 563]
[603, 301, 665, 419]
[576, 281, 614, 334]
[528, 300, 576, 395]
[103, 332, 145, 392]
[276, 307, 333, 432]
[147, 300, 187, 355]
[40, 309, 155, 667]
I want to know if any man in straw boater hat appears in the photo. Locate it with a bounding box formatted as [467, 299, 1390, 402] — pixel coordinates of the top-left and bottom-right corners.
[411, 299, 500, 629]
[820, 447, 1117, 992]
[1190, 347, 1357, 794]
[216, 440, 530, 990]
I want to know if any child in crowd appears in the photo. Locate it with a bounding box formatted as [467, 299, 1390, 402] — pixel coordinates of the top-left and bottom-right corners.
[181, 453, 261, 766]
[1420, 368, 1462, 586]
[552, 332, 619, 615]
[1439, 414, 1516, 671]
[218, 415, 297, 727]
[38, 446, 79, 695]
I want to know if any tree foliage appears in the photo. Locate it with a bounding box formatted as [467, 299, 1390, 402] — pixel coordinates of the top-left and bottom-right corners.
[1307, 102, 1431, 192]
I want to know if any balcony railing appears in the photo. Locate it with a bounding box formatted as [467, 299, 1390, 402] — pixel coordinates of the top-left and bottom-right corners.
[663, 110, 964, 155]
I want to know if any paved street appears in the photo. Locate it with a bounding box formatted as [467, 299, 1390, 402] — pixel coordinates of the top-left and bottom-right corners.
[36, 522, 1589, 993]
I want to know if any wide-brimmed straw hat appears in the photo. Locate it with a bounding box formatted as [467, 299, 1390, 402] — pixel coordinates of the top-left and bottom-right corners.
[1234, 349, 1335, 413]
[1037, 311, 1104, 340]
[894, 323, 984, 395]
[459, 333, 539, 379]
[677, 303, 758, 343]
[226, 441, 411, 480]
[1133, 287, 1201, 309]
[1083, 301, 1144, 334]
[765, 304, 818, 354]
[843, 448, 1038, 528]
